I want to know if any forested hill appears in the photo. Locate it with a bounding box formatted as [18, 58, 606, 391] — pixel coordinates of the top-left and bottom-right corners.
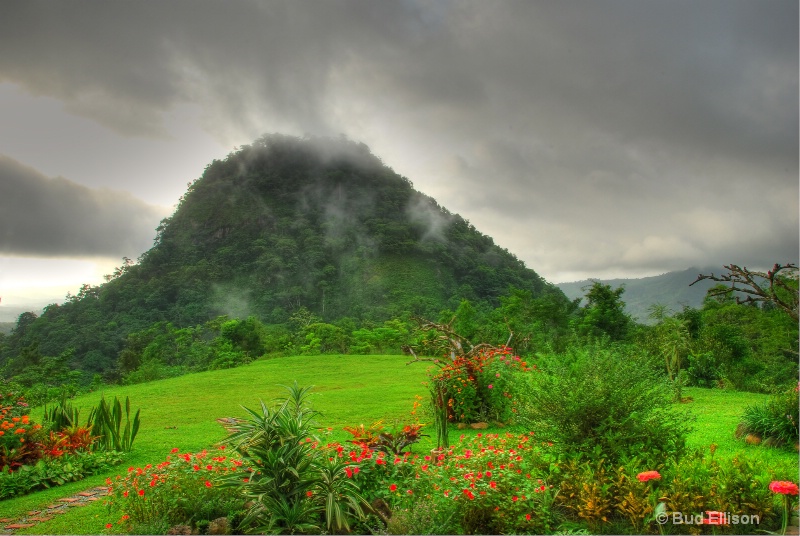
[2, 134, 564, 376]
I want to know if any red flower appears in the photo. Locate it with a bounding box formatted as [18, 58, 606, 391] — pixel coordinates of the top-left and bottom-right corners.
[489, 481, 497, 489]
[637, 471, 661, 482]
[205, 481, 212, 488]
[193, 465, 200, 471]
[138, 489, 145, 497]
[306, 490, 313, 497]
[512, 495, 518, 502]
[770, 481, 800, 495]
[389, 484, 397, 492]
[106, 523, 113, 529]
[525, 513, 531, 521]
[171, 448, 179, 453]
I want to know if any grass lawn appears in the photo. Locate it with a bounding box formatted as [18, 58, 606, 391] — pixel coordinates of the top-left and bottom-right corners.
[1, 356, 796, 534]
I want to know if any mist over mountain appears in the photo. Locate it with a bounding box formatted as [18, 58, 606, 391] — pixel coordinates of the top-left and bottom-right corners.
[2, 135, 564, 375]
[557, 267, 723, 323]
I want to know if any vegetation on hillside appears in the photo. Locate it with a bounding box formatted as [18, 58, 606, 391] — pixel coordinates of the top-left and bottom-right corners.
[0, 135, 565, 386]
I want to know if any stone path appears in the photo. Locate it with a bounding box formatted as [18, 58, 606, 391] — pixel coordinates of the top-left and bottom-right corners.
[0, 486, 109, 534]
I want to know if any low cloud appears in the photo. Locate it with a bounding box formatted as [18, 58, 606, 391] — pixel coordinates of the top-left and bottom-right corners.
[0, 155, 169, 258]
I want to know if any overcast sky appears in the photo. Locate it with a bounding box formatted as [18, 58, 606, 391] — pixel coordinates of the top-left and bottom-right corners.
[1, 0, 797, 317]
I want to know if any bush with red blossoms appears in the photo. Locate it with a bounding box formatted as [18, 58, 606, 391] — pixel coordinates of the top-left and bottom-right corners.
[430, 347, 533, 424]
[339, 431, 560, 534]
[105, 446, 246, 533]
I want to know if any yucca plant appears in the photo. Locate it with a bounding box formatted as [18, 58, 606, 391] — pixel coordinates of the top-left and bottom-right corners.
[41, 394, 80, 433]
[225, 383, 369, 534]
[89, 395, 141, 452]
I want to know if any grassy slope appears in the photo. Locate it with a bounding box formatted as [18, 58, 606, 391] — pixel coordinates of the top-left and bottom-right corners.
[2, 357, 796, 534]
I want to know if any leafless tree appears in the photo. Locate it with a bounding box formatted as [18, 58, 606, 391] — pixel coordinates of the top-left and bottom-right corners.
[690, 263, 798, 322]
[403, 315, 513, 366]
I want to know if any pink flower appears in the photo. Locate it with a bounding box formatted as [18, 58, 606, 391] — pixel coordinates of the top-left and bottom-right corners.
[770, 481, 799, 495]
[488, 384, 494, 389]
[637, 471, 661, 482]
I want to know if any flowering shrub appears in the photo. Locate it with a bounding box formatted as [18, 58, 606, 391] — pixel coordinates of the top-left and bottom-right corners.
[429, 347, 533, 424]
[342, 431, 561, 534]
[0, 393, 43, 470]
[343, 421, 426, 455]
[106, 447, 245, 533]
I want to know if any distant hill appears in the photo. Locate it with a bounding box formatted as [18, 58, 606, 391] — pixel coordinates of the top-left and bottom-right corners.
[557, 267, 721, 323]
[1, 134, 566, 376]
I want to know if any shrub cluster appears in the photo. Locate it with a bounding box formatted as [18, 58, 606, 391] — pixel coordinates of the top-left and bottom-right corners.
[0, 391, 131, 499]
[516, 343, 693, 465]
[105, 447, 245, 534]
[429, 347, 533, 424]
[736, 383, 799, 448]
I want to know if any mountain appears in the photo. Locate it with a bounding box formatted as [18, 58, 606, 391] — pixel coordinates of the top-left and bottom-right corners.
[557, 267, 721, 323]
[2, 134, 565, 376]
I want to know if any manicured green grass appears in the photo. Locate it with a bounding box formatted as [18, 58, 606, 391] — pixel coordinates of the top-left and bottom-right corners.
[682, 386, 798, 470]
[2, 358, 796, 534]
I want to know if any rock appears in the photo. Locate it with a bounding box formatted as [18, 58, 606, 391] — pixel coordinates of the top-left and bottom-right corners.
[167, 524, 192, 535]
[208, 517, 229, 535]
[371, 498, 392, 524]
[744, 434, 761, 445]
[470, 422, 488, 430]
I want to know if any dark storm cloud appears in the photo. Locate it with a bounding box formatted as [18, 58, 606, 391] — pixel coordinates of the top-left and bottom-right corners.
[0, 156, 167, 257]
[0, 0, 796, 279]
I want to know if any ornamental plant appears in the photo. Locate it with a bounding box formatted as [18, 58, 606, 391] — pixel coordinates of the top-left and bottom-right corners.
[0, 392, 43, 470]
[769, 480, 799, 535]
[737, 383, 799, 448]
[105, 447, 245, 533]
[343, 431, 562, 534]
[429, 347, 533, 424]
[224, 383, 370, 534]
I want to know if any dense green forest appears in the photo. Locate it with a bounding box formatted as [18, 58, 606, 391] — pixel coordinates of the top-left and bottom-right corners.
[0, 135, 796, 402]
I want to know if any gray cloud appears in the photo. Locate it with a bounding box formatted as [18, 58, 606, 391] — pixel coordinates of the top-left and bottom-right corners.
[0, 156, 168, 257]
[0, 0, 796, 281]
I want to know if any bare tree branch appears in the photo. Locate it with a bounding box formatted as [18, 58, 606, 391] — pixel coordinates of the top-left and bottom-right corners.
[691, 263, 798, 321]
[405, 316, 513, 366]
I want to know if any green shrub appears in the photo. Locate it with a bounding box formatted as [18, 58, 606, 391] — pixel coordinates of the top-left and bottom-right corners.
[0, 450, 122, 499]
[737, 384, 799, 447]
[516, 344, 693, 465]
